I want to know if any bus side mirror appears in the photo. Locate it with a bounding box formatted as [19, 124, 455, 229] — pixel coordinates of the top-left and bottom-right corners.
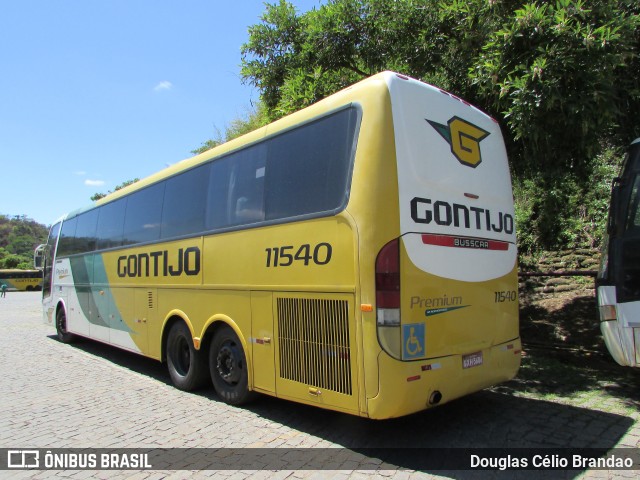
[34, 244, 46, 270]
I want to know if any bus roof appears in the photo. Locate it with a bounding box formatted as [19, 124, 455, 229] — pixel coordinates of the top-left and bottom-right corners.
[63, 71, 491, 221]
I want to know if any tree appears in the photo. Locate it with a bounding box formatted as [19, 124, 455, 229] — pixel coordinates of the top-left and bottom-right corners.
[91, 179, 140, 201]
[0, 215, 48, 269]
[469, 0, 640, 175]
[240, 0, 640, 252]
[192, 102, 270, 155]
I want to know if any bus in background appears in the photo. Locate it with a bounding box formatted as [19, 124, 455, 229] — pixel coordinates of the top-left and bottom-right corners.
[37, 72, 520, 419]
[597, 138, 640, 367]
[0, 269, 43, 291]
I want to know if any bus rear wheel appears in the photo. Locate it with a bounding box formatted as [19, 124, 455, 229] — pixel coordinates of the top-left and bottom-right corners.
[166, 321, 207, 391]
[56, 308, 76, 344]
[209, 325, 256, 405]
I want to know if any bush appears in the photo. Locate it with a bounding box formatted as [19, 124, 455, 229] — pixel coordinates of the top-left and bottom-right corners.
[514, 144, 622, 255]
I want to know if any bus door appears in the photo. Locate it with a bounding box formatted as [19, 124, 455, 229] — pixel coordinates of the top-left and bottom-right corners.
[41, 223, 61, 302]
[38, 223, 61, 326]
[250, 291, 276, 394]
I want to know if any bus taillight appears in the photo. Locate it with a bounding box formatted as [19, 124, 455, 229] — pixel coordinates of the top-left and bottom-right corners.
[376, 238, 400, 326]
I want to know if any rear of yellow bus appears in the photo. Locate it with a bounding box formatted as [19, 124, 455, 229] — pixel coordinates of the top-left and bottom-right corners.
[359, 73, 521, 419]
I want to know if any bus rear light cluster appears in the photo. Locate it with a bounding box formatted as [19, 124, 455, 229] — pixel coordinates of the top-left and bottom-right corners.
[376, 238, 400, 326]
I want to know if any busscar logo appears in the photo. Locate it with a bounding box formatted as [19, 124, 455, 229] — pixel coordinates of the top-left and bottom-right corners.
[427, 116, 490, 168]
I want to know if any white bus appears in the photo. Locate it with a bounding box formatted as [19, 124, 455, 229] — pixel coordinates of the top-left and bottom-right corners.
[597, 138, 640, 367]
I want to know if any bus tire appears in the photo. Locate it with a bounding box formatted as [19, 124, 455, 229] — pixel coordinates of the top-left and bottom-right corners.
[209, 325, 256, 405]
[166, 321, 208, 391]
[56, 308, 76, 344]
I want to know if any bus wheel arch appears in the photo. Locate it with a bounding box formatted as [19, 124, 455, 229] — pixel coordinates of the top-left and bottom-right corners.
[204, 319, 257, 406]
[162, 315, 208, 391]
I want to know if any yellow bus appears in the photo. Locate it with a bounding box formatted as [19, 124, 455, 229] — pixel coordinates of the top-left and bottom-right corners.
[38, 72, 520, 419]
[0, 269, 43, 291]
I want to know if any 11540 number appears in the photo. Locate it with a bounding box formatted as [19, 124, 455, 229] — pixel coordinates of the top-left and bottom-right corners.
[494, 290, 517, 303]
[265, 243, 332, 267]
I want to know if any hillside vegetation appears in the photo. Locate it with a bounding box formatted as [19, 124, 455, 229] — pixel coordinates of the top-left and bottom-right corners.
[0, 215, 48, 270]
[223, 0, 639, 257]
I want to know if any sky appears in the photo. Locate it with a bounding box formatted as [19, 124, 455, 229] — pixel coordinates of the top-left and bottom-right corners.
[1, 1, 322, 227]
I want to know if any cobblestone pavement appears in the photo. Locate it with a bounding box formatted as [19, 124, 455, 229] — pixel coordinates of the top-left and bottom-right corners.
[1, 293, 638, 479]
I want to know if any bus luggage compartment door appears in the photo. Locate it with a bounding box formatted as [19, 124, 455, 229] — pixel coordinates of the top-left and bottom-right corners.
[250, 291, 275, 394]
[273, 292, 359, 414]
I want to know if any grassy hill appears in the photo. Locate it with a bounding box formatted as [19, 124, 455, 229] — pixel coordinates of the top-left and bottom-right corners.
[0, 215, 49, 269]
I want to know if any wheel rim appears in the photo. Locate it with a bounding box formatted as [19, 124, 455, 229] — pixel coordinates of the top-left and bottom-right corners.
[57, 313, 66, 335]
[216, 341, 242, 385]
[172, 336, 191, 376]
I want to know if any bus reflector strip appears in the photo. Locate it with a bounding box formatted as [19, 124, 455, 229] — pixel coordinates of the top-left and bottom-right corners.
[421, 234, 509, 251]
[421, 363, 442, 371]
[407, 375, 421, 382]
[501, 343, 522, 355]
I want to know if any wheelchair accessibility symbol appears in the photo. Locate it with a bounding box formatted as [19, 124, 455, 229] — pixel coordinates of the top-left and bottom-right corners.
[402, 323, 425, 360]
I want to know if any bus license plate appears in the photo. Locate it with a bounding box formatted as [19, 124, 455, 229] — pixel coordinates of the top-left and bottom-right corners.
[463, 351, 483, 369]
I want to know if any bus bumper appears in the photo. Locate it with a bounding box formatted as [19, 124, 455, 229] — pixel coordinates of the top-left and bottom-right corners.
[367, 338, 522, 419]
[600, 320, 640, 367]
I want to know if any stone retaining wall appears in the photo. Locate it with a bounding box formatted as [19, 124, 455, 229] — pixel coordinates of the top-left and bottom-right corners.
[519, 248, 600, 296]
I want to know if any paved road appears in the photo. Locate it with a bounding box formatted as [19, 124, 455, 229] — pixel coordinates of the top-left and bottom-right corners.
[0, 292, 638, 479]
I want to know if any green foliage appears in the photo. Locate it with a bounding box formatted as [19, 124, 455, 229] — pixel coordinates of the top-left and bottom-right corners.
[471, 0, 640, 175]
[90, 179, 140, 202]
[241, 0, 441, 118]
[0, 215, 49, 269]
[513, 144, 621, 254]
[239, 0, 640, 253]
[192, 102, 271, 155]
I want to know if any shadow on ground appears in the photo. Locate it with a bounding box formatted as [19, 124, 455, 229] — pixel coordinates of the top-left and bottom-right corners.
[50, 321, 637, 479]
[512, 293, 640, 411]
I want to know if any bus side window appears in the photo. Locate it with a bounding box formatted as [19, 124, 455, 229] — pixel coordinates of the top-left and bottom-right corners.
[264, 108, 356, 220]
[162, 163, 209, 239]
[122, 182, 165, 245]
[57, 217, 78, 257]
[96, 198, 127, 250]
[228, 145, 266, 226]
[206, 156, 233, 230]
[75, 209, 99, 253]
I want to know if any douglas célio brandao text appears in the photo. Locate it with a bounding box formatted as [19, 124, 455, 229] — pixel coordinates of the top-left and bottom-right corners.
[470, 453, 634, 470]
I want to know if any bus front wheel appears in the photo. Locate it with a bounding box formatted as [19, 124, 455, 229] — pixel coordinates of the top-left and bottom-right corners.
[166, 321, 207, 391]
[56, 308, 76, 344]
[209, 325, 256, 405]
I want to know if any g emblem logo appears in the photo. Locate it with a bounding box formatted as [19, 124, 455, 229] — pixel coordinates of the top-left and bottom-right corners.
[427, 117, 490, 168]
